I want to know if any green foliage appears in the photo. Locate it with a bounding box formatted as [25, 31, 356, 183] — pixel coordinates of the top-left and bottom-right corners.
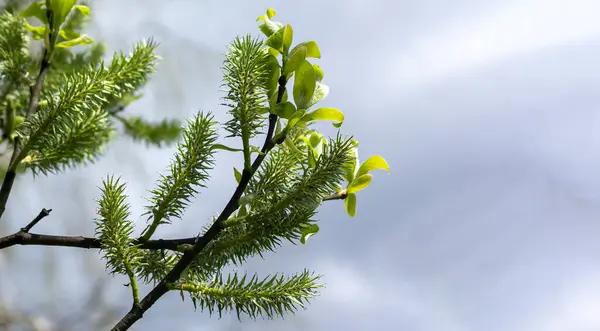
[180, 270, 322, 319]
[20, 0, 93, 52]
[94, 175, 142, 304]
[184, 135, 354, 281]
[293, 60, 316, 110]
[94, 176, 142, 276]
[347, 174, 372, 194]
[356, 155, 390, 178]
[0, 4, 389, 326]
[140, 112, 218, 240]
[342, 151, 390, 217]
[256, 8, 283, 37]
[115, 115, 182, 147]
[0, 3, 181, 176]
[221, 35, 270, 170]
[0, 12, 29, 87]
[137, 249, 178, 284]
[300, 107, 344, 126]
[221, 36, 270, 138]
[345, 192, 357, 217]
[17, 40, 159, 175]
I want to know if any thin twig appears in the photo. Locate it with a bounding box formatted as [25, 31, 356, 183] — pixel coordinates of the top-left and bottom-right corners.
[0, 186, 341, 250]
[0, 51, 50, 220]
[322, 191, 347, 201]
[0, 232, 197, 251]
[21, 208, 52, 232]
[109, 75, 288, 331]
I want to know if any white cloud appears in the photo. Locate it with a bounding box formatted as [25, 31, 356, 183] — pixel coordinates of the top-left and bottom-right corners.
[389, 0, 600, 91]
[317, 261, 467, 331]
[521, 270, 600, 331]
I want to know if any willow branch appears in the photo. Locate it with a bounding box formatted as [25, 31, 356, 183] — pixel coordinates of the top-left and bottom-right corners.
[0, 50, 50, 220]
[110, 75, 288, 331]
[0, 191, 341, 252]
[0, 232, 198, 251]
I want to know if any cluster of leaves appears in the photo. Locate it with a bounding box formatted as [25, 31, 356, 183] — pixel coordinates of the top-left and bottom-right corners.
[2, 1, 390, 326]
[0, 1, 183, 177]
[93, 8, 390, 321]
[19, 40, 160, 174]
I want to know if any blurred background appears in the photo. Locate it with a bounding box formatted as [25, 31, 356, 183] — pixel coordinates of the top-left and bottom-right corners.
[3, 0, 600, 330]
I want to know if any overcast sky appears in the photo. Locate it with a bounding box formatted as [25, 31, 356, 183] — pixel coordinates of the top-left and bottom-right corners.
[4, 0, 600, 330]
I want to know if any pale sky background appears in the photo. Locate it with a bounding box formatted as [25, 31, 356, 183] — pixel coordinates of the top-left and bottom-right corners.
[3, 0, 600, 330]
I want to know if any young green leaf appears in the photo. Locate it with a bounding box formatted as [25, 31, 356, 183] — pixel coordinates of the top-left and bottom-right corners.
[73, 4, 91, 16]
[300, 107, 344, 127]
[272, 102, 296, 119]
[257, 9, 283, 37]
[250, 145, 265, 156]
[266, 54, 280, 99]
[293, 60, 316, 109]
[356, 155, 390, 178]
[296, 134, 311, 149]
[290, 41, 321, 59]
[20, 1, 47, 23]
[59, 29, 79, 40]
[283, 44, 306, 75]
[304, 82, 329, 109]
[283, 136, 301, 154]
[343, 139, 359, 183]
[233, 167, 242, 183]
[313, 64, 324, 82]
[309, 132, 323, 148]
[212, 144, 243, 153]
[23, 21, 46, 39]
[269, 88, 288, 108]
[266, 26, 285, 51]
[268, 47, 280, 57]
[306, 132, 325, 168]
[345, 193, 357, 217]
[55, 33, 93, 48]
[285, 109, 307, 131]
[346, 174, 373, 194]
[238, 203, 248, 217]
[47, 0, 77, 30]
[275, 117, 282, 135]
[238, 193, 257, 207]
[308, 148, 317, 168]
[300, 224, 319, 244]
[282, 24, 293, 53]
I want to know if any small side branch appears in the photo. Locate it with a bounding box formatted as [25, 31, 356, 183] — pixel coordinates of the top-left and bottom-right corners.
[21, 208, 52, 232]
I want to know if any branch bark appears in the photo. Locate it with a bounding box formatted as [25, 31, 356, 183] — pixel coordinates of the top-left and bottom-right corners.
[0, 51, 50, 220]
[0, 231, 198, 251]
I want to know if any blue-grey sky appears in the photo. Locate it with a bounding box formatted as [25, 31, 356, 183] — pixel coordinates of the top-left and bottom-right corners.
[3, 0, 600, 330]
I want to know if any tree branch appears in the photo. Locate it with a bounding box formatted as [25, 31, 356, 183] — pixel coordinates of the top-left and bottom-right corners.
[0, 51, 50, 220]
[0, 231, 198, 251]
[109, 75, 288, 331]
[0, 191, 341, 252]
